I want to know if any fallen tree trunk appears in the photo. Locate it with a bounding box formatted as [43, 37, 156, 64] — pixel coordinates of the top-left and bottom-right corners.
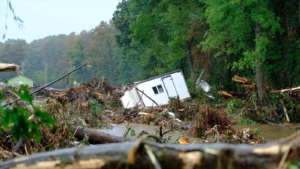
[1, 135, 300, 169]
[72, 126, 125, 144]
[271, 86, 300, 93]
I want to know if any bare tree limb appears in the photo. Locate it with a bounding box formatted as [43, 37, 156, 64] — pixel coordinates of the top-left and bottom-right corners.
[271, 86, 300, 93]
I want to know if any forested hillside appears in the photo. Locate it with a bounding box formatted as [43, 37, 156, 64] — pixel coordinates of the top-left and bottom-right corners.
[113, 0, 300, 102]
[0, 21, 131, 88]
[1, 0, 300, 98]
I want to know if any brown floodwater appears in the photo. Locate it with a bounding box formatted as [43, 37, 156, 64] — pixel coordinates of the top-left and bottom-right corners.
[233, 124, 298, 142]
[99, 123, 298, 143]
[99, 123, 200, 143]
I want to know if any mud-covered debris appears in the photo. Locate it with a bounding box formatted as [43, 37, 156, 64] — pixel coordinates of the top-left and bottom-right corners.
[191, 108, 232, 137]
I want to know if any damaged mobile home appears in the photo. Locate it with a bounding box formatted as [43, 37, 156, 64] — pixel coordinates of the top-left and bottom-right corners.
[121, 69, 191, 108]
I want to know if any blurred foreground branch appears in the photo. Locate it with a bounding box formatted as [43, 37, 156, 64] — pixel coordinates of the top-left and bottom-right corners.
[1, 135, 300, 169]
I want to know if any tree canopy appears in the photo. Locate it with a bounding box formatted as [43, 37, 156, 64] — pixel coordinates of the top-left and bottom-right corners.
[0, 0, 299, 96]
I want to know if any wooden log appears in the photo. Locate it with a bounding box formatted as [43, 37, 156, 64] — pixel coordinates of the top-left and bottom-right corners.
[72, 126, 125, 144]
[241, 84, 257, 91]
[218, 91, 248, 98]
[280, 101, 290, 123]
[270, 86, 300, 93]
[232, 76, 250, 84]
[1, 136, 300, 169]
[218, 91, 233, 97]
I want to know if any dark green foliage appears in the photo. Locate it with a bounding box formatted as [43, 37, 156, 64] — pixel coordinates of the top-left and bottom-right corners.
[2, 107, 41, 141]
[0, 39, 27, 80]
[0, 85, 55, 142]
[1, 0, 300, 95]
[113, 0, 208, 80]
[113, 0, 132, 50]
[12, 85, 32, 104]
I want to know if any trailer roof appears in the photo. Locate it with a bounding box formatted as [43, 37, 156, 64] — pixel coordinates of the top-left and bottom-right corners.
[134, 69, 183, 85]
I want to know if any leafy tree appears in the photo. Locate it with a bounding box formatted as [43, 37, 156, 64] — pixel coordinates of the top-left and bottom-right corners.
[0, 39, 27, 65]
[65, 38, 89, 84]
[87, 21, 119, 84]
[1, 85, 55, 143]
[114, 0, 209, 81]
[0, 39, 28, 80]
[33, 70, 45, 84]
[264, 0, 300, 88]
[113, 0, 143, 82]
[113, 0, 132, 51]
[202, 0, 280, 102]
[66, 39, 85, 68]
[35, 35, 70, 87]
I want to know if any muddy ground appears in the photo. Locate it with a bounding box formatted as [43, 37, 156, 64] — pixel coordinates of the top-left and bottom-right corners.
[0, 77, 300, 161]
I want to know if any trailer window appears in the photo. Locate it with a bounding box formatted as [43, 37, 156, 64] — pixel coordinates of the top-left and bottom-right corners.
[152, 85, 164, 94]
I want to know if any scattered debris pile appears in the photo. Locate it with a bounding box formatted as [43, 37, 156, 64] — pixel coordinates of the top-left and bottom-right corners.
[1, 72, 296, 165]
[218, 75, 255, 98]
[191, 108, 232, 138]
[217, 75, 300, 101]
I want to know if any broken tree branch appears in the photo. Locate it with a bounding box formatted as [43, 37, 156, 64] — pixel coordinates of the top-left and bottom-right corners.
[204, 125, 220, 142]
[271, 86, 300, 93]
[280, 101, 290, 123]
[2, 63, 88, 107]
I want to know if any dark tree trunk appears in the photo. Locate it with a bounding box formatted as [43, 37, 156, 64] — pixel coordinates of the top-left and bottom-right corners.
[255, 0, 265, 103]
[186, 37, 194, 77]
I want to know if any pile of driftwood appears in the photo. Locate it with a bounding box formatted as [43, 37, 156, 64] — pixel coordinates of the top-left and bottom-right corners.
[218, 75, 300, 100]
[33, 78, 123, 108]
[217, 75, 300, 124]
[218, 76, 255, 98]
[3, 64, 300, 168]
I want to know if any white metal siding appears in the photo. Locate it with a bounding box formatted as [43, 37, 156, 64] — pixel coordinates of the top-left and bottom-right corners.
[136, 78, 169, 106]
[130, 89, 141, 106]
[121, 70, 191, 108]
[121, 91, 133, 108]
[170, 72, 191, 99]
[121, 89, 141, 108]
[161, 76, 178, 98]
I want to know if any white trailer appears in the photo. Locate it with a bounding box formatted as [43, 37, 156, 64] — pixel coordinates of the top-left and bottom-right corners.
[121, 69, 191, 108]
